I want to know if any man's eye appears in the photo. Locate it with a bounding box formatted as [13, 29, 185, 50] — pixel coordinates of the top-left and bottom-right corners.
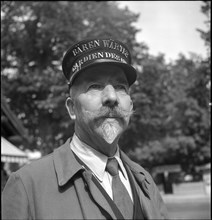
[115, 85, 128, 92]
[88, 84, 103, 90]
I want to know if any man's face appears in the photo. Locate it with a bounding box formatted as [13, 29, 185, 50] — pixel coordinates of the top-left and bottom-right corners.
[68, 64, 133, 152]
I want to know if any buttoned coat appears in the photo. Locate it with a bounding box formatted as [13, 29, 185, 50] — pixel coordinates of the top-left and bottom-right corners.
[2, 138, 169, 219]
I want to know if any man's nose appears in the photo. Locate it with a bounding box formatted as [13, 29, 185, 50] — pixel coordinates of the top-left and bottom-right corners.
[102, 85, 118, 107]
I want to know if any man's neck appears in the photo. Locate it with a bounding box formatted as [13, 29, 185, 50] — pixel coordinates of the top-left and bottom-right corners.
[74, 131, 119, 157]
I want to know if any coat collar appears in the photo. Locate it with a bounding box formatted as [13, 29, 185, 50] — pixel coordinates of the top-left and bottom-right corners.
[53, 138, 85, 186]
[120, 150, 151, 185]
[120, 151, 151, 199]
[53, 138, 151, 187]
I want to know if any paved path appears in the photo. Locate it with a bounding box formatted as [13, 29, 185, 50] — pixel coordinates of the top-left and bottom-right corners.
[162, 193, 210, 203]
[162, 193, 211, 219]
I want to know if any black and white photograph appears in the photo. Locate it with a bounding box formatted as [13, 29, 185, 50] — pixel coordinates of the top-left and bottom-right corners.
[1, 1, 210, 219]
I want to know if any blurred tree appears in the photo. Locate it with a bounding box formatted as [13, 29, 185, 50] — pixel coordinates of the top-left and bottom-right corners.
[120, 52, 172, 166]
[196, 1, 211, 56]
[120, 53, 170, 149]
[1, 1, 140, 154]
[165, 54, 210, 171]
[124, 53, 210, 172]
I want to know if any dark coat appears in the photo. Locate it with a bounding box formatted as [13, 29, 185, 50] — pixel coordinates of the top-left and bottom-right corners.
[2, 138, 169, 219]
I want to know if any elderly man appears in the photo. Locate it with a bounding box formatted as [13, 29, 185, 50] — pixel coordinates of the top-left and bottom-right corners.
[2, 38, 169, 219]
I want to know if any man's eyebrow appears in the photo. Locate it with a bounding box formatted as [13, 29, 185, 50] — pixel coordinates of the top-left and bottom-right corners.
[115, 78, 128, 84]
[111, 76, 128, 86]
[86, 77, 128, 85]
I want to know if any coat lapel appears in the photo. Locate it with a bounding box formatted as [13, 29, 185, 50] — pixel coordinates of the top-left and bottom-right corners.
[120, 150, 151, 197]
[53, 139, 124, 219]
[53, 138, 83, 186]
[120, 150, 167, 219]
[82, 170, 122, 220]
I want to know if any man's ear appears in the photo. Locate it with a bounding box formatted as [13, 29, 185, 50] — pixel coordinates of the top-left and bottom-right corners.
[65, 97, 76, 120]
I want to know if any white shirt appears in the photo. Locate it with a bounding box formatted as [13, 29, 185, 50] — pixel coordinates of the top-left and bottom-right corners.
[70, 134, 133, 202]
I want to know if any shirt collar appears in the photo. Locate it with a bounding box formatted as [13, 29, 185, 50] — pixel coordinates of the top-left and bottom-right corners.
[70, 133, 128, 182]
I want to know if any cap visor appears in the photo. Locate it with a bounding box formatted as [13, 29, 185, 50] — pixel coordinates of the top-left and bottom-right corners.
[69, 59, 137, 86]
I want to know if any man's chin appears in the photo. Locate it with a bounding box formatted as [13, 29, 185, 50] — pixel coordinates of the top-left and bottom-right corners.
[97, 118, 124, 144]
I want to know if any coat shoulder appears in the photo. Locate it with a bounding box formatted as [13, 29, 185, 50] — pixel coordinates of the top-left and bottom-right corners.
[18, 152, 53, 176]
[9, 149, 58, 188]
[11, 139, 71, 186]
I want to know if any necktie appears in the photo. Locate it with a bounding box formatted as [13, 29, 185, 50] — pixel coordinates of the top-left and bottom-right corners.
[106, 157, 134, 219]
